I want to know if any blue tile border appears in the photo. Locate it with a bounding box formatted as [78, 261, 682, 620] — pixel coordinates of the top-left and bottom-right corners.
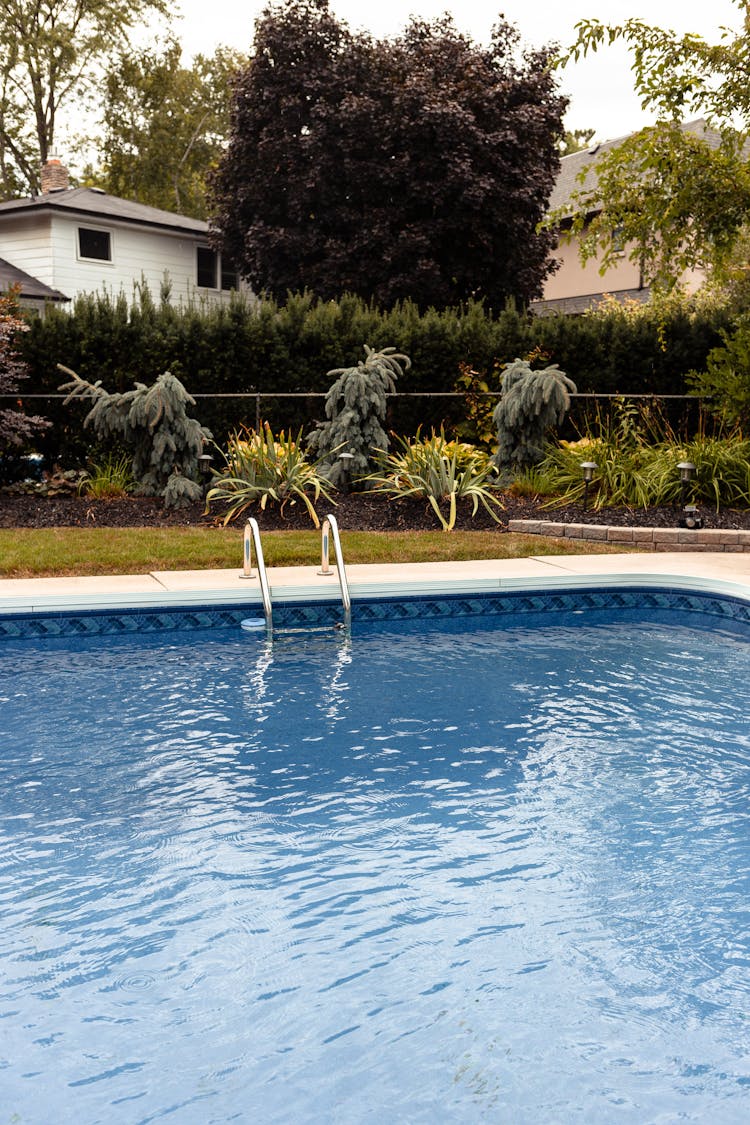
[2, 586, 750, 641]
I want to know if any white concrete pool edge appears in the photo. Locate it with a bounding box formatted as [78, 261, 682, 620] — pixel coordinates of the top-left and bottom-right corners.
[2, 552, 750, 615]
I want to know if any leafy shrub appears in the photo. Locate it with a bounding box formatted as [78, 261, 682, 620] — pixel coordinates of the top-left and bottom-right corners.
[17, 288, 731, 467]
[307, 346, 411, 487]
[59, 367, 212, 508]
[206, 424, 337, 526]
[688, 316, 750, 427]
[0, 291, 49, 463]
[493, 358, 577, 475]
[367, 429, 504, 531]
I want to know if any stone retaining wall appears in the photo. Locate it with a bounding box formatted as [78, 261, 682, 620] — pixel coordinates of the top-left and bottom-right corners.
[507, 519, 750, 552]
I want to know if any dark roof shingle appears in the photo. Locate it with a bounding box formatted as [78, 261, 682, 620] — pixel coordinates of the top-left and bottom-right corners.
[0, 257, 68, 301]
[0, 187, 209, 236]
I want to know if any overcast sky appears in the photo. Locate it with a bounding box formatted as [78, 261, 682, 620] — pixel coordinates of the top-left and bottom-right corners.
[173, 0, 742, 141]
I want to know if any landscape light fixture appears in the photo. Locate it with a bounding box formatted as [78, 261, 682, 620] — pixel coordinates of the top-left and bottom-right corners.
[197, 452, 214, 496]
[677, 461, 695, 506]
[338, 451, 355, 493]
[680, 505, 702, 530]
[674, 463, 706, 528]
[580, 461, 597, 512]
[676, 461, 702, 529]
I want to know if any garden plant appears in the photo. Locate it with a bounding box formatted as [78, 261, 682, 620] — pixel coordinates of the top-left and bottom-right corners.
[58, 366, 212, 508]
[307, 345, 411, 487]
[0, 291, 49, 468]
[538, 400, 750, 510]
[367, 428, 504, 531]
[78, 453, 137, 499]
[493, 358, 577, 477]
[206, 423, 337, 527]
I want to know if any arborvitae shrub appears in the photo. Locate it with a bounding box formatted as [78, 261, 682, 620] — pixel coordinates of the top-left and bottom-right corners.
[18, 290, 730, 466]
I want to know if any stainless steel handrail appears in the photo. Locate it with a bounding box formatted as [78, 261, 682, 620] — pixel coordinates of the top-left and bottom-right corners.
[239, 517, 272, 629]
[321, 513, 351, 619]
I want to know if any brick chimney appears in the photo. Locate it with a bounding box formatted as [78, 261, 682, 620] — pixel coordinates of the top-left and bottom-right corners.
[40, 154, 70, 193]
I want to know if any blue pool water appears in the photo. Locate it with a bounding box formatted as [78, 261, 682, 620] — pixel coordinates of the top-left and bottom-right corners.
[1, 599, 750, 1122]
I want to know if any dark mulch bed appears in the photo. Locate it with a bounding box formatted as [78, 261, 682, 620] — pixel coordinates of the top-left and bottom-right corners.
[2, 490, 750, 532]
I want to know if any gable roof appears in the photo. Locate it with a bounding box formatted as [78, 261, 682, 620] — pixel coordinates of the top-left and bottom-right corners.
[0, 256, 68, 302]
[0, 187, 210, 238]
[550, 118, 723, 215]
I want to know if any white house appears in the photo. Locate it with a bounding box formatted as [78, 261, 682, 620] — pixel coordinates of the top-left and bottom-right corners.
[0, 156, 247, 312]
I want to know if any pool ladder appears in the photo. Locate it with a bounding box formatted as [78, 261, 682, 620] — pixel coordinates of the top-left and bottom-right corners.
[240, 513, 351, 631]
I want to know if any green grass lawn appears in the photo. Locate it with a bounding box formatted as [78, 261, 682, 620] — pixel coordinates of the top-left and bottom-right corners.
[0, 526, 627, 579]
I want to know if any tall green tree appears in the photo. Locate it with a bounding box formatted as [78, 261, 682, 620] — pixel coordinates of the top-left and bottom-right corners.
[0, 0, 168, 199]
[550, 2, 750, 293]
[210, 0, 566, 310]
[97, 39, 244, 218]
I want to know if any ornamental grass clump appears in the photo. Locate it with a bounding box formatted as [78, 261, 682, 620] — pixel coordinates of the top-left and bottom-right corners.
[206, 423, 337, 527]
[367, 428, 504, 531]
[307, 345, 411, 487]
[78, 453, 136, 499]
[539, 400, 750, 510]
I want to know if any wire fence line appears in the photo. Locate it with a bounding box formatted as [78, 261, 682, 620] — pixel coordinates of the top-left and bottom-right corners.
[2, 390, 703, 437]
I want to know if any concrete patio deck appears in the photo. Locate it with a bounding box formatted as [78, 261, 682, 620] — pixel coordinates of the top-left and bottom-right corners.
[2, 552, 750, 616]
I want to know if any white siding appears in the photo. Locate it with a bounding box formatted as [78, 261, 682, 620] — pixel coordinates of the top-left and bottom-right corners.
[48, 215, 246, 306]
[0, 215, 55, 287]
[0, 210, 251, 308]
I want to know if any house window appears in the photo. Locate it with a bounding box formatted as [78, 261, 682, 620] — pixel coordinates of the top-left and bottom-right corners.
[612, 224, 626, 257]
[78, 227, 112, 261]
[197, 246, 238, 291]
[220, 260, 238, 292]
[197, 246, 218, 288]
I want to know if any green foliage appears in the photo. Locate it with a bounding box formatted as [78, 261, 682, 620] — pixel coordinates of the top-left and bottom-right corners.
[559, 128, 596, 156]
[307, 346, 411, 486]
[539, 401, 750, 509]
[58, 366, 211, 508]
[15, 288, 731, 468]
[211, 1, 565, 309]
[95, 39, 244, 219]
[78, 453, 136, 498]
[552, 8, 750, 293]
[0, 0, 169, 198]
[367, 429, 503, 531]
[206, 424, 337, 527]
[688, 316, 750, 427]
[453, 363, 498, 448]
[0, 291, 49, 457]
[493, 359, 577, 474]
[549, 121, 750, 295]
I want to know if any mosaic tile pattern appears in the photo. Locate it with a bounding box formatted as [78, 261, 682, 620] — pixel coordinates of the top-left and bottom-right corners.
[2, 586, 750, 641]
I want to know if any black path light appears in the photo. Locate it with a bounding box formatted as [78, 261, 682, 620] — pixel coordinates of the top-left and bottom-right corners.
[677, 461, 702, 529]
[197, 450, 214, 496]
[338, 451, 356, 493]
[580, 461, 597, 512]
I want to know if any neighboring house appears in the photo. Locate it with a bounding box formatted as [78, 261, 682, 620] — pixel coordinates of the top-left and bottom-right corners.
[532, 120, 716, 315]
[0, 156, 247, 312]
[0, 256, 68, 314]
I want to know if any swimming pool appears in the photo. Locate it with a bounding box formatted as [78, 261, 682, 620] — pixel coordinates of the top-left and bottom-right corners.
[2, 590, 750, 1122]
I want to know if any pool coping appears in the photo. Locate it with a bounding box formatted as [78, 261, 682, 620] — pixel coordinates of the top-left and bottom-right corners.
[2, 551, 750, 616]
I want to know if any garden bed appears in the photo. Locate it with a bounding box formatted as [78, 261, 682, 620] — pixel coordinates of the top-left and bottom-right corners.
[3, 489, 750, 533]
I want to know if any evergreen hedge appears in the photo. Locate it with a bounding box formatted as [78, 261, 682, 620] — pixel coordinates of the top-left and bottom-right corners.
[17, 288, 732, 466]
